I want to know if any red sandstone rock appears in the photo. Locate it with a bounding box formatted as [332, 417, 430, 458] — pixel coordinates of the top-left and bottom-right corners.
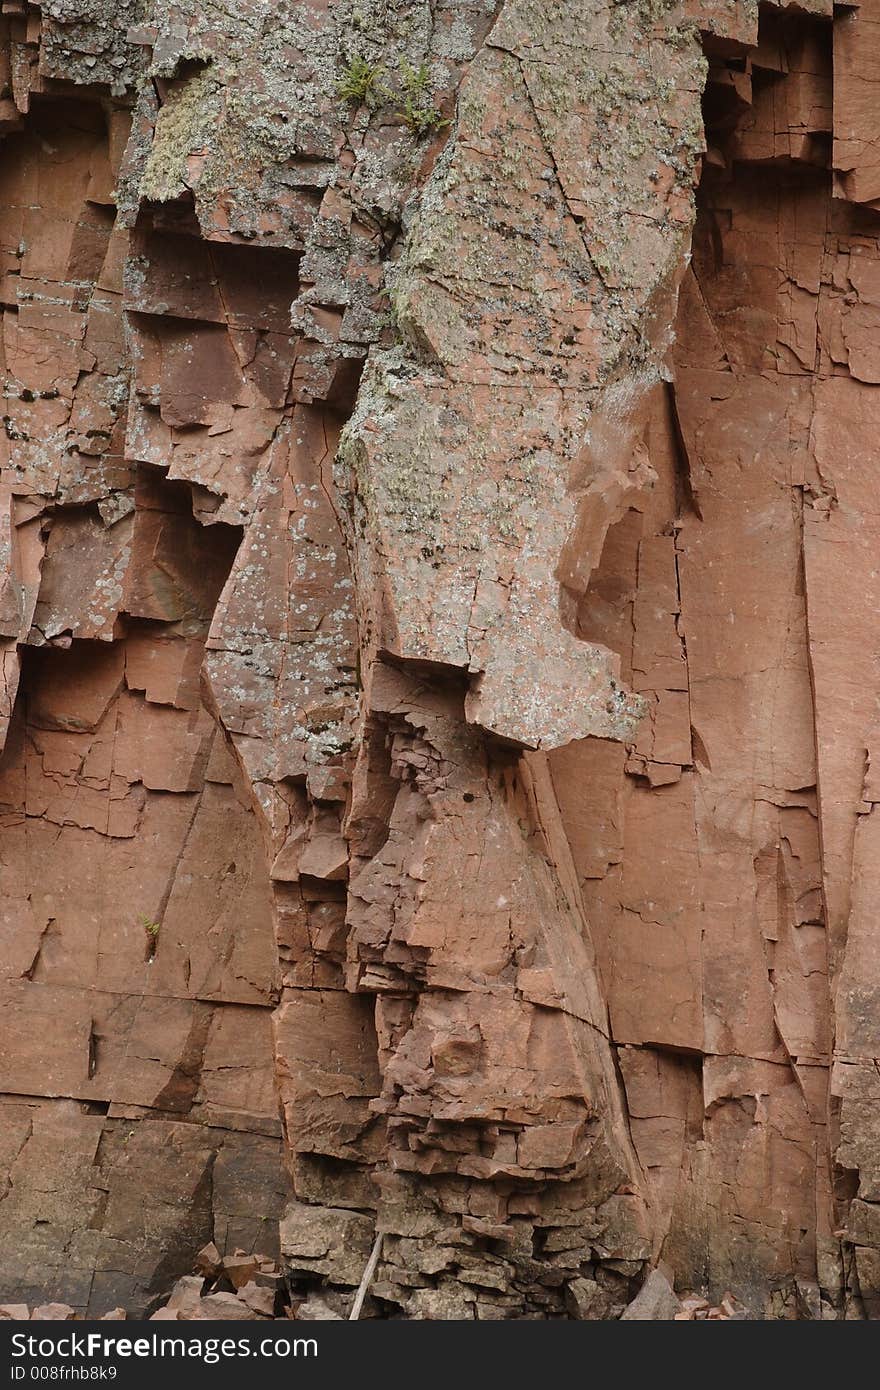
[30, 1304, 75, 1321]
[194, 1243, 222, 1279]
[165, 1277, 205, 1317]
[221, 1254, 260, 1291]
[620, 1270, 681, 1322]
[195, 1292, 262, 1321]
[0, 0, 874, 1327]
[237, 1282, 277, 1317]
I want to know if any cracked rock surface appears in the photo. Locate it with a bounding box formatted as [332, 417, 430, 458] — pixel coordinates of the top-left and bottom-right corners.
[0, 0, 877, 1321]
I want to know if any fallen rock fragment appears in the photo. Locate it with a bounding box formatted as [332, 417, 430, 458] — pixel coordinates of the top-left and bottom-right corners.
[293, 1297, 344, 1322]
[195, 1243, 222, 1279]
[237, 1282, 277, 1317]
[222, 1254, 261, 1291]
[196, 1293, 261, 1321]
[165, 1277, 205, 1318]
[31, 1305, 77, 1321]
[138, 1248, 289, 1322]
[620, 1270, 680, 1321]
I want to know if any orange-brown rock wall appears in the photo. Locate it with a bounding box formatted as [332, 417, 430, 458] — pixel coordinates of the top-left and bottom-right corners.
[0, 0, 879, 1321]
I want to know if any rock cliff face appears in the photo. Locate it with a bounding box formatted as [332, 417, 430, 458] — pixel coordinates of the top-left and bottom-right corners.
[0, 0, 877, 1320]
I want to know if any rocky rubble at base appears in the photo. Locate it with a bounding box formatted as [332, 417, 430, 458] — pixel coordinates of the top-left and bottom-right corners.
[0, 1246, 287, 1323]
[0, 1255, 746, 1322]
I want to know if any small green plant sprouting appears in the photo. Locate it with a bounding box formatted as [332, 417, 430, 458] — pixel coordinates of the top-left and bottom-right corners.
[337, 55, 388, 107]
[395, 59, 449, 136]
[337, 54, 450, 138]
[139, 913, 161, 959]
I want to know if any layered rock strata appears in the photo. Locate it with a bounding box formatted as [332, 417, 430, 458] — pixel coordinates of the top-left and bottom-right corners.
[0, 0, 876, 1320]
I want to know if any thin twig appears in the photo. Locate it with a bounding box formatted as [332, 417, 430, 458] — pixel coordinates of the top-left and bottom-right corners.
[349, 1232, 383, 1320]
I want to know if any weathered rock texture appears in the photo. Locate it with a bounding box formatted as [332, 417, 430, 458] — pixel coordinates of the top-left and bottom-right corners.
[0, 0, 877, 1321]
